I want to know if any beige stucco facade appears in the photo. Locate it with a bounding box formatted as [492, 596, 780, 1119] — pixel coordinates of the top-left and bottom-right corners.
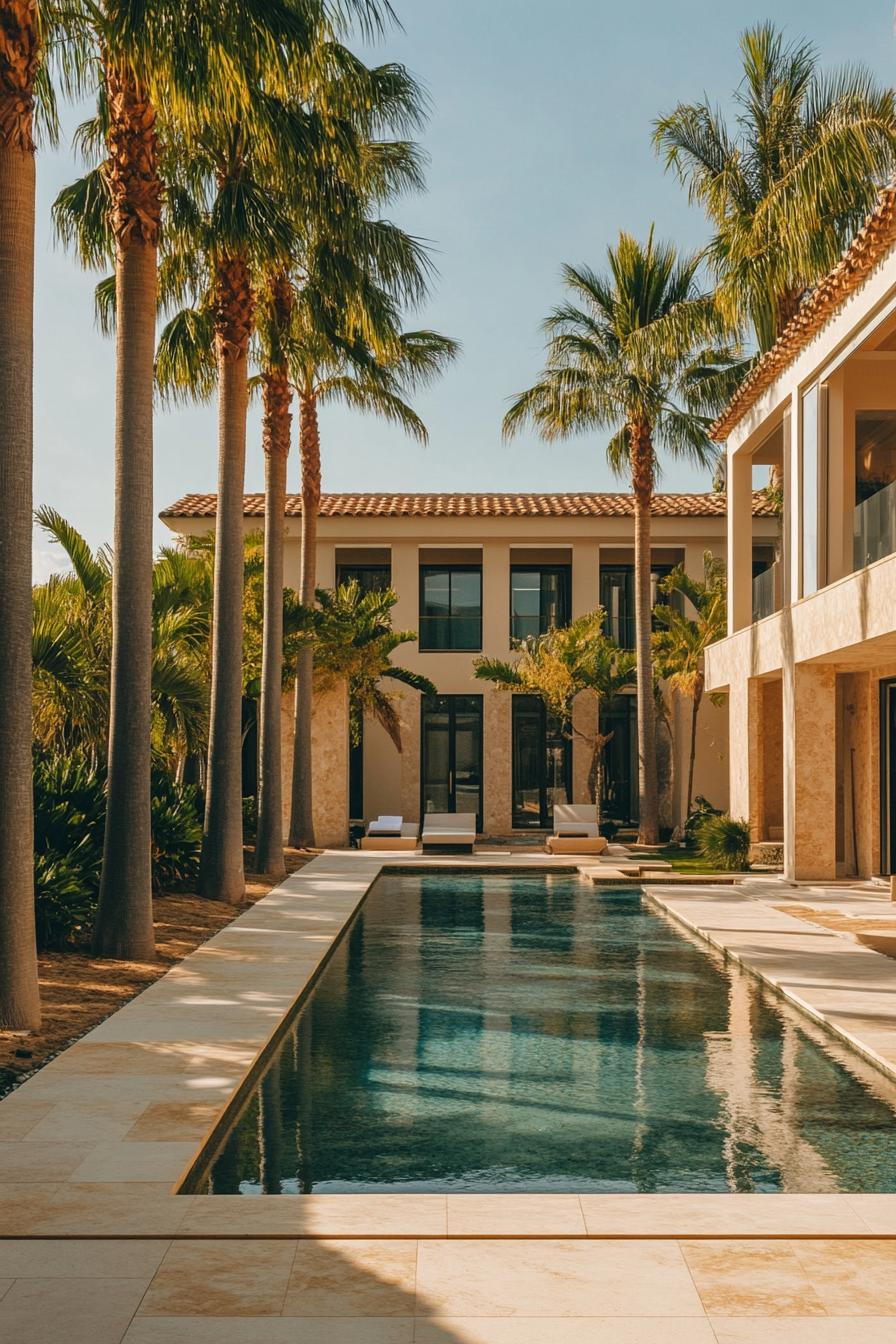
[165, 496, 777, 839]
[707, 223, 896, 880]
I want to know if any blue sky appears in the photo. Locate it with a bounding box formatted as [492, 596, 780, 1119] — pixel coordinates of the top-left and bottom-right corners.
[32, 0, 896, 575]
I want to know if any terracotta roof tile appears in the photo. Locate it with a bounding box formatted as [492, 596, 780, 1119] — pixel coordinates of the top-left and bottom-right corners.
[711, 185, 896, 441]
[161, 490, 777, 520]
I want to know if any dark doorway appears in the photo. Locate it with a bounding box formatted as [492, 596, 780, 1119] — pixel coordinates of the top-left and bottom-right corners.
[600, 696, 639, 826]
[511, 695, 571, 827]
[421, 695, 483, 828]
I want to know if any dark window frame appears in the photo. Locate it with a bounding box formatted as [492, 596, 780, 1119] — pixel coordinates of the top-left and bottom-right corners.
[511, 694, 572, 829]
[418, 564, 483, 652]
[420, 693, 484, 829]
[599, 563, 682, 649]
[509, 565, 572, 643]
[336, 563, 392, 595]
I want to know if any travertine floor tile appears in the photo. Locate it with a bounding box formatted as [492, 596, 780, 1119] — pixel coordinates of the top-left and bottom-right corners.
[414, 1320, 717, 1343]
[788, 1239, 896, 1315]
[179, 1193, 447, 1237]
[0, 1098, 54, 1140]
[139, 1240, 297, 1317]
[415, 1239, 703, 1318]
[0, 1238, 168, 1281]
[25, 1099, 148, 1144]
[0, 1139, 94, 1182]
[845, 1194, 896, 1233]
[680, 1241, 826, 1317]
[31, 1182, 188, 1235]
[123, 1101, 221, 1142]
[0, 1276, 149, 1344]
[711, 1320, 896, 1342]
[0, 1181, 62, 1234]
[283, 1239, 417, 1316]
[68, 1139, 198, 1183]
[123, 1316, 413, 1342]
[446, 1195, 587, 1236]
[0, 1281, 11, 1304]
[579, 1194, 866, 1236]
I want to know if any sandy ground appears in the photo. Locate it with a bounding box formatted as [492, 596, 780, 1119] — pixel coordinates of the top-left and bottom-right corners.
[0, 848, 314, 1096]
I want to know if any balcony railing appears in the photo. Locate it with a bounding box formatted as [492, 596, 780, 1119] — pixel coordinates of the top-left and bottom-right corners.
[854, 479, 896, 571]
[752, 563, 780, 622]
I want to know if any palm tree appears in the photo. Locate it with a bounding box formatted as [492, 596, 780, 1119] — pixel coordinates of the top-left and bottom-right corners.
[652, 552, 727, 822]
[288, 301, 458, 847]
[473, 614, 636, 821]
[654, 22, 896, 350]
[253, 271, 294, 878]
[504, 231, 736, 843]
[309, 580, 436, 756]
[0, 0, 47, 1026]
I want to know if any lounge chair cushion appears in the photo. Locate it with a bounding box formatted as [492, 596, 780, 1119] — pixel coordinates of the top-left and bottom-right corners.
[368, 815, 403, 836]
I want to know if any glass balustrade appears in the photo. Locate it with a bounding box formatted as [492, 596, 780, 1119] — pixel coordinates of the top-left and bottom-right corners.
[854, 479, 896, 571]
[752, 563, 779, 621]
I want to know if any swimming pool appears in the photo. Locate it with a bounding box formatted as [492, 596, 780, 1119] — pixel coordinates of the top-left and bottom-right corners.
[193, 872, 896, 1194]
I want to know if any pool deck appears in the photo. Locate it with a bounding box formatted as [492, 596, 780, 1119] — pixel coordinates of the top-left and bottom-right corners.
[4, 853, 896, 1340]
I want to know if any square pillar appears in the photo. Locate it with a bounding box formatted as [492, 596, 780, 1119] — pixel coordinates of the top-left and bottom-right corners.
[727, 677, 751, 824]
[573, 540, 601, 620]
[483, 691, 512, 836]
[727, 447, 753, 635]
[311, 681, 350, 848]
[481, 540, 509, 656]
[783, 662, 837, 881]
[398, 685, 422, 825]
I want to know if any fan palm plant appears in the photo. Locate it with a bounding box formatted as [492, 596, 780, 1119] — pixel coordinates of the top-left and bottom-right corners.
[652, 552, 727, 821]
[309, 580, 436, 755]
[474, 614, 636, 821]
[654, 22, 896, 351]
[504, 231, 737, 842]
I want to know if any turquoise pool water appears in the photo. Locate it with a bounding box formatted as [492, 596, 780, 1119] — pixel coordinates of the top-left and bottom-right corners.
[196, 872, 896, 1194]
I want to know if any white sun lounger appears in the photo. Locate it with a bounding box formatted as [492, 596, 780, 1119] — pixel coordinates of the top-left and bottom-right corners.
[421, 812, 477, 852]
[359, 816, 420, 851]
[545, 803, 609, 855]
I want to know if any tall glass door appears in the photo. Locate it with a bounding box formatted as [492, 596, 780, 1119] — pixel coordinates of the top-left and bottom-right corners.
[512, 695, 571, 828]
[600, 696, 639, 825]
[421, 695, 483, 827]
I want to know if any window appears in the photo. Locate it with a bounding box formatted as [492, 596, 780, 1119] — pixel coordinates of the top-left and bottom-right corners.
[419, 566, 482, 651]
[336, 564, 391, 595]
[599, 565, 681, 649]
[510, 566, 571, 642]
[511, 695, 571, 827]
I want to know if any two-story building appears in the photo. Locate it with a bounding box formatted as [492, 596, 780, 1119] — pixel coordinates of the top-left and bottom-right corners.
[162, 490, 776, 842]
[707, 188, 896, 881]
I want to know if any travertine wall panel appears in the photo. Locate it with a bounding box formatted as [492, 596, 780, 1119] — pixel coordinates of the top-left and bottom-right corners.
[483, 691, 512, 835]
[311, 682, 350, 848]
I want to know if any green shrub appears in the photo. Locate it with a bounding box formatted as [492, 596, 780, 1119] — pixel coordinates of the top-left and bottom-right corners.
[695, 814, 751, 872]
[33, 751, 105, 948]
[684, 794, 722, 846]
[151, 773, 203, 894]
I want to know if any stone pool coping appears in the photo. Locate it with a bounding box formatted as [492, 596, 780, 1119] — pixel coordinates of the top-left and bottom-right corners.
[2, 853, 896, 1240]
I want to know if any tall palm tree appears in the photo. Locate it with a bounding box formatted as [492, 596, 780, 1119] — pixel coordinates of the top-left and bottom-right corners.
[254, 270, 293, 878]
[654, 22, 896, 350]
[504, 231, 736, 843]
[0, 0, 48, 1025]
[652, 552, 727, 821]
[288, 299, 458, 847]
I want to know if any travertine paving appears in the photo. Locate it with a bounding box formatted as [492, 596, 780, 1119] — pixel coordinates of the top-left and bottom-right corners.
[2, 858, 896, 1339]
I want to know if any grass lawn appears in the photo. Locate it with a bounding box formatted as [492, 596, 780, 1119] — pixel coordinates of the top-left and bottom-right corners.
[652, 845, 720, 875]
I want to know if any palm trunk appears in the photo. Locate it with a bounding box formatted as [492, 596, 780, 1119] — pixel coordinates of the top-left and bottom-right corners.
[288, 391, 320, 848]
[94, 64, 161, 959]
[686, 675, 704, 821]
[0, 0, 40, 1028]
[199, 254, 253, 903]
[254, 364, 291, 878]
[630, 420, 659, 844]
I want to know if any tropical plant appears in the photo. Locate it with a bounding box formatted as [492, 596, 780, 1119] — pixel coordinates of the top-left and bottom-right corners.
[695, 813, 751, 872]
[473, 613, 636, 820]
[685, 794, 722, 847]
[504, 231, 737, 842]
[32, 509, 210, 770]
[654, 22, 896, 351]
[33, 750, 106, 950]
[149, 772, 202, 894]
[309, 581, 436, 753]
[652, 551, 727, 819]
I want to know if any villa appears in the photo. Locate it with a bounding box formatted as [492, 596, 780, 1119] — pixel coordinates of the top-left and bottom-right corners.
[708, 187, 896, 882]
[162, 489, 777, 844]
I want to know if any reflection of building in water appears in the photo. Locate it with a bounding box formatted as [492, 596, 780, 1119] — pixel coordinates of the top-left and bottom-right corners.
[703, 971, 838, 1192]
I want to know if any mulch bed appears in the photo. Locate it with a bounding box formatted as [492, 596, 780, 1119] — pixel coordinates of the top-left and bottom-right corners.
[0, 848, 314, 1098]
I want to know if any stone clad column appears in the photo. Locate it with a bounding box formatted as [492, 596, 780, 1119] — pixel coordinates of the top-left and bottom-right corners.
[398, 684, 422, 825]
[311, 680, 350, 848]
[572, 688, 599, 804]
[727, 677, 752, 825]
[727, 448, 753, 635]
[483, 691, 512, 836]
[783, 661, 837, 880]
